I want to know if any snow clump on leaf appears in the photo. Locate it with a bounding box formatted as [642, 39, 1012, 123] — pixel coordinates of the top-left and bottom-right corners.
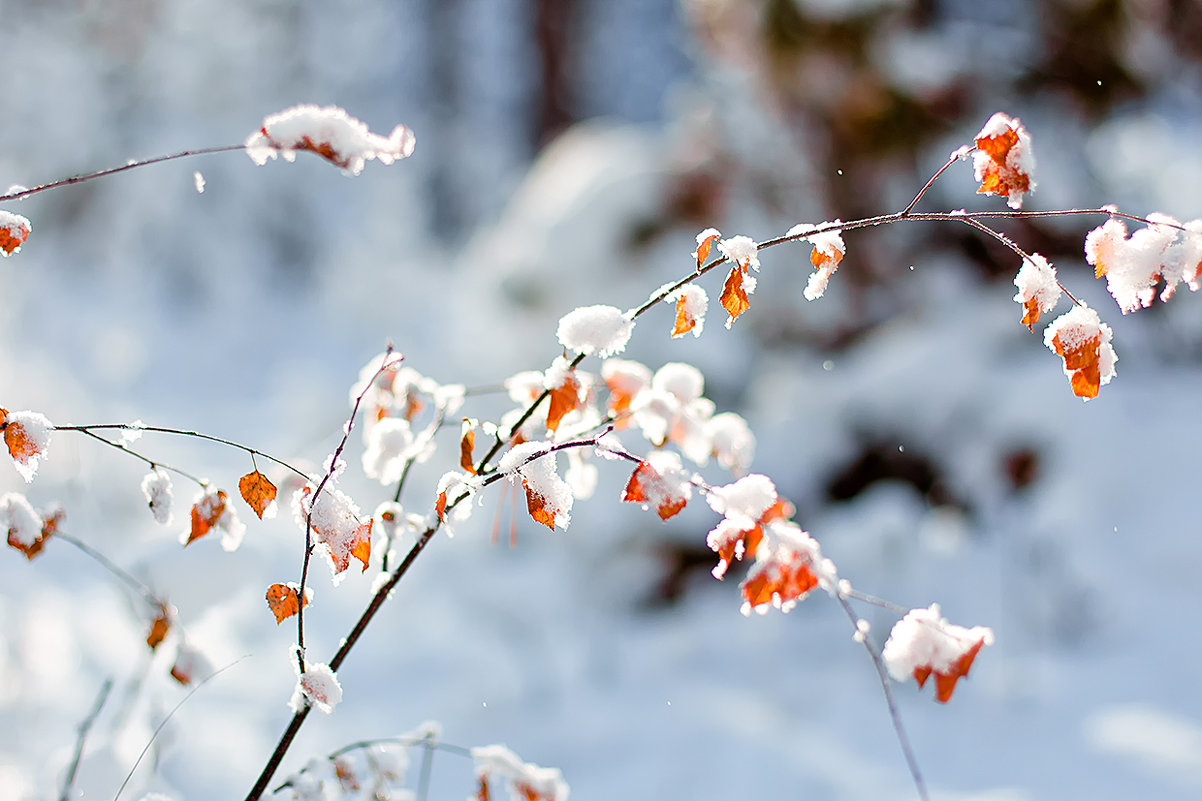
[556, 304, 635, 358]
[141, 468, 174, 525]
[882, 603, 993, 703]
[246, 104, 416, 176]
[3, 409, 52, 483]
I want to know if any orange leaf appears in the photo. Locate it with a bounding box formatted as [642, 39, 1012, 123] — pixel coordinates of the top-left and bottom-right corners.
[0, 212, 30, 256]
[436, 489, 448, 522]
[186, 489, 228, 545]
[265, 583, 309, 624]
[917, 637, 987, 703]
[1020, 297, 1041, 328]
[460, 427, 477, 475]
[1051, 330, 1102, 399]
[719, 265, 750, 324]
[524, 482, 557, 530]
[545, 370, 582, 434]
[239, 471, 278, 519]
[621, 461, 688, 520]
[695, 231, 720, 270]
[477, 776, 492, 801]
[8, 507, 61, 561]
[671, 294, 696, 338]
[740, 554, 818, 610]
[323, 520, 373, 573]
[972, 114, 1033, 208]
[4, 418, 39, 466]
[146, 604, 171, 650]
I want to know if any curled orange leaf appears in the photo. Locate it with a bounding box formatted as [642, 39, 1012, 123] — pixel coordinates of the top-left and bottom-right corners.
[719, 265, 750, 326]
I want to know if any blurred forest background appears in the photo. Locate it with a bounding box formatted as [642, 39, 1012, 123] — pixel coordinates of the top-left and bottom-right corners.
[3, 1, 1202, 799]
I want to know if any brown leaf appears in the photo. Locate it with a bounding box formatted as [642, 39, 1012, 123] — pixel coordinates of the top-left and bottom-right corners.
[238, 471, 278, 519]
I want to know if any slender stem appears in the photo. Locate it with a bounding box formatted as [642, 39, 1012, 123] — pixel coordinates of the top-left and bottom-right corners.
[297, 348, 401, 670]
[55, 423, 311, 482]
[271, 736, 472, 795]
[416, 735, 436, 801]
[113, 659, 242, 801]
[0, 145, 246, 202]
[902, 149, 967, 216]
[56, 532, 162, 607]
[59, 678, 113, 801]
[834, 592, 928, 801]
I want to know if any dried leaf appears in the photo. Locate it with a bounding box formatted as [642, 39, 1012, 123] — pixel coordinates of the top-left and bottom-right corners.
[694, 230, 720, 270]
[266, 583, 309, 624]
[545, 370, 582, 434]
[8, 507, 61, 561]
[186, 489, 228, 545]
[671, 294, 697, 338]
[460, 428, 477, 475]
[146, 604, 171, 650]
[621, 461, 688, 520]
[719, 265, 750, 325]
[524, 482, 557, 530]
[239, 470, 278, 519]
[740, 555, 818, 610]
[0, 211, 31, 256]
[914, 637, 987, 703]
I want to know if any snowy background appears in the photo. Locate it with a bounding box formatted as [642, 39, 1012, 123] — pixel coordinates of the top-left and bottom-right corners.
[4, 1, 1202, 799]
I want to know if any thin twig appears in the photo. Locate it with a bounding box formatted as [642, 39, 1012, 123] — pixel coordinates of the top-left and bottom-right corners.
[56, 532, 161, 607]
[834, 592, 928, 801]
[55, 423, 311, 483]
[297, 348, 402, 670]
[59, 678, 113, 801]
[113, 658, 243, 801]
[0, 145, 246, 202]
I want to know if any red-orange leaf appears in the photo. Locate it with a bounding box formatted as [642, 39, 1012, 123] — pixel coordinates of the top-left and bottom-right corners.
[524, 482, 557, 530]
[719, 265, 750, 325]
[239, 471, 278, 519]
[740, 553, 818, 610]
[187, 489, 228, 545]
[621, 461, 688, 520]
[146, 604, 171, 650]
[436, 489, 448, 522]
[545, 370, 582, 434]
[914, 637, 988, 703]
[0, 212, 31, 256]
